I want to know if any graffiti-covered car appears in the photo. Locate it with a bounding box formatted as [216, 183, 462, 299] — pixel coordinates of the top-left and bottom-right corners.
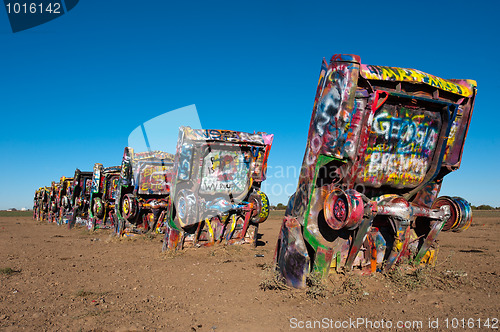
[163, 126, 273, 250]
[35, 186, 51, 221]
[88, 163, 121, 230]
[275, 54, 477, 288]
[115, 148, 175, 235]
[67, 169, 94, 228]
[47, 181, 61, 223]
[33, 187, 44, 220]
[57, 176, 73, 225]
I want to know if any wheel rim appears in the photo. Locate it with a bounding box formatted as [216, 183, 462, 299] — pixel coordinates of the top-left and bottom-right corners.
[123, 198, 129, 215]
[334, 197, 347, 222]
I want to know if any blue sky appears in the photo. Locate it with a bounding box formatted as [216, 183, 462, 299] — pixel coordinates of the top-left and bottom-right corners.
[0, 0, 498, 209]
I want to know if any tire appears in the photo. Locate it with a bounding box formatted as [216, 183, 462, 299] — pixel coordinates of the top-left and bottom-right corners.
[323, 188, 364, 230]
[174, 189, 196, 227]
[432, 196, 472, 232]
[122, 194, 138, 222]
[248, 191, 269, 224]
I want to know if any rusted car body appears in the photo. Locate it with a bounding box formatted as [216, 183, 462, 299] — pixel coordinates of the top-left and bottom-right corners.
[56, 176, 73, 225]
[88, 163, 121, 230]
[47, 181, 61, 223]
[275, 54, 477, 288]
[67, 169, 94, 228]
[115, 148, 175, 235]
[36, 186, 51, 221]
[33, 187, 44, 220]
[163, 126, 273, 250]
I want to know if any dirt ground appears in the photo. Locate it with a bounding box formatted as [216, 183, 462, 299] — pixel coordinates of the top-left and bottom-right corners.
[0, 210, 498, 331]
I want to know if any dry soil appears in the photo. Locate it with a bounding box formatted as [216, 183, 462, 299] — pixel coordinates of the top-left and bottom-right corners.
[0, 211, 499, 331]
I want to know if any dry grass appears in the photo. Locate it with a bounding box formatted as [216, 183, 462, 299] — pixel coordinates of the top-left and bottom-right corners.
[144, 232, 159, 241]
[259, 264, 290, 291]
[0, 267, 18, 275]
[208, 245, 245, 263]
[162, 249, 186, 259]
[74, 289, 95, 297]
[306, 271, 328, 299]
[74, 289, 109, 298]
[332, 274, 366, 304]
[384, 265, 470, 291]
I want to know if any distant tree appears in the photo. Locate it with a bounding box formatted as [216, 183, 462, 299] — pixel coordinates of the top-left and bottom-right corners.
[476, 205, 493, 210]
[276, 203, 286, 210]
[9, 208, 17, 211]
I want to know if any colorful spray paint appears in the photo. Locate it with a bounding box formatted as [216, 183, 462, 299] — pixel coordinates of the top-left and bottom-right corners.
[67, 169, 94, 229]
[275, 54, 477, 288]
[88, 163, 121, 230]
[162, 126, 273, 250]
[57, 176, 74, 225]
[114, 148, 175, 235]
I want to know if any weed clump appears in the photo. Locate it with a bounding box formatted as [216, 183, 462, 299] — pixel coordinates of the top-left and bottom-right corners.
[332, 274, 366, 304]
[384, 266, 469, 291]
[0, 267, 18, 275]
[306, 271, 327, 299]
[259, 264, 290, 291]
[162, 249, 185, 259]
[385, 266, 429, 290]
[75, 289, 95, 297]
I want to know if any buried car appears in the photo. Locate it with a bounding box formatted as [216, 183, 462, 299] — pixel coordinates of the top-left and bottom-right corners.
[67, 168, 94, 228]
[275, 54, 477, 288]
[163, 126, 273, 250]
[56, 176, 73, 225]
[35, 186, 51, 221]
[33, 188, 42, 220]
[114, 148, 175, 235]
[47, 181, 61, 223]
[88, 163, 121, 230]
[33, 187, 47, 221]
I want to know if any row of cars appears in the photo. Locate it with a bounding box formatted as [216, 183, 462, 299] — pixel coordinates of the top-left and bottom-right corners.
[33, 54, 478, 288]
[33, 126, 274, 249]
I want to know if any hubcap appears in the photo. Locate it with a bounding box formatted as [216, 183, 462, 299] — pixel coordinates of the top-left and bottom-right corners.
[334, 198, 347, 222]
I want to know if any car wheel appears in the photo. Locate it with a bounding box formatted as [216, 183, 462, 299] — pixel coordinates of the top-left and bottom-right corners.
[248, 191, 269, 223]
